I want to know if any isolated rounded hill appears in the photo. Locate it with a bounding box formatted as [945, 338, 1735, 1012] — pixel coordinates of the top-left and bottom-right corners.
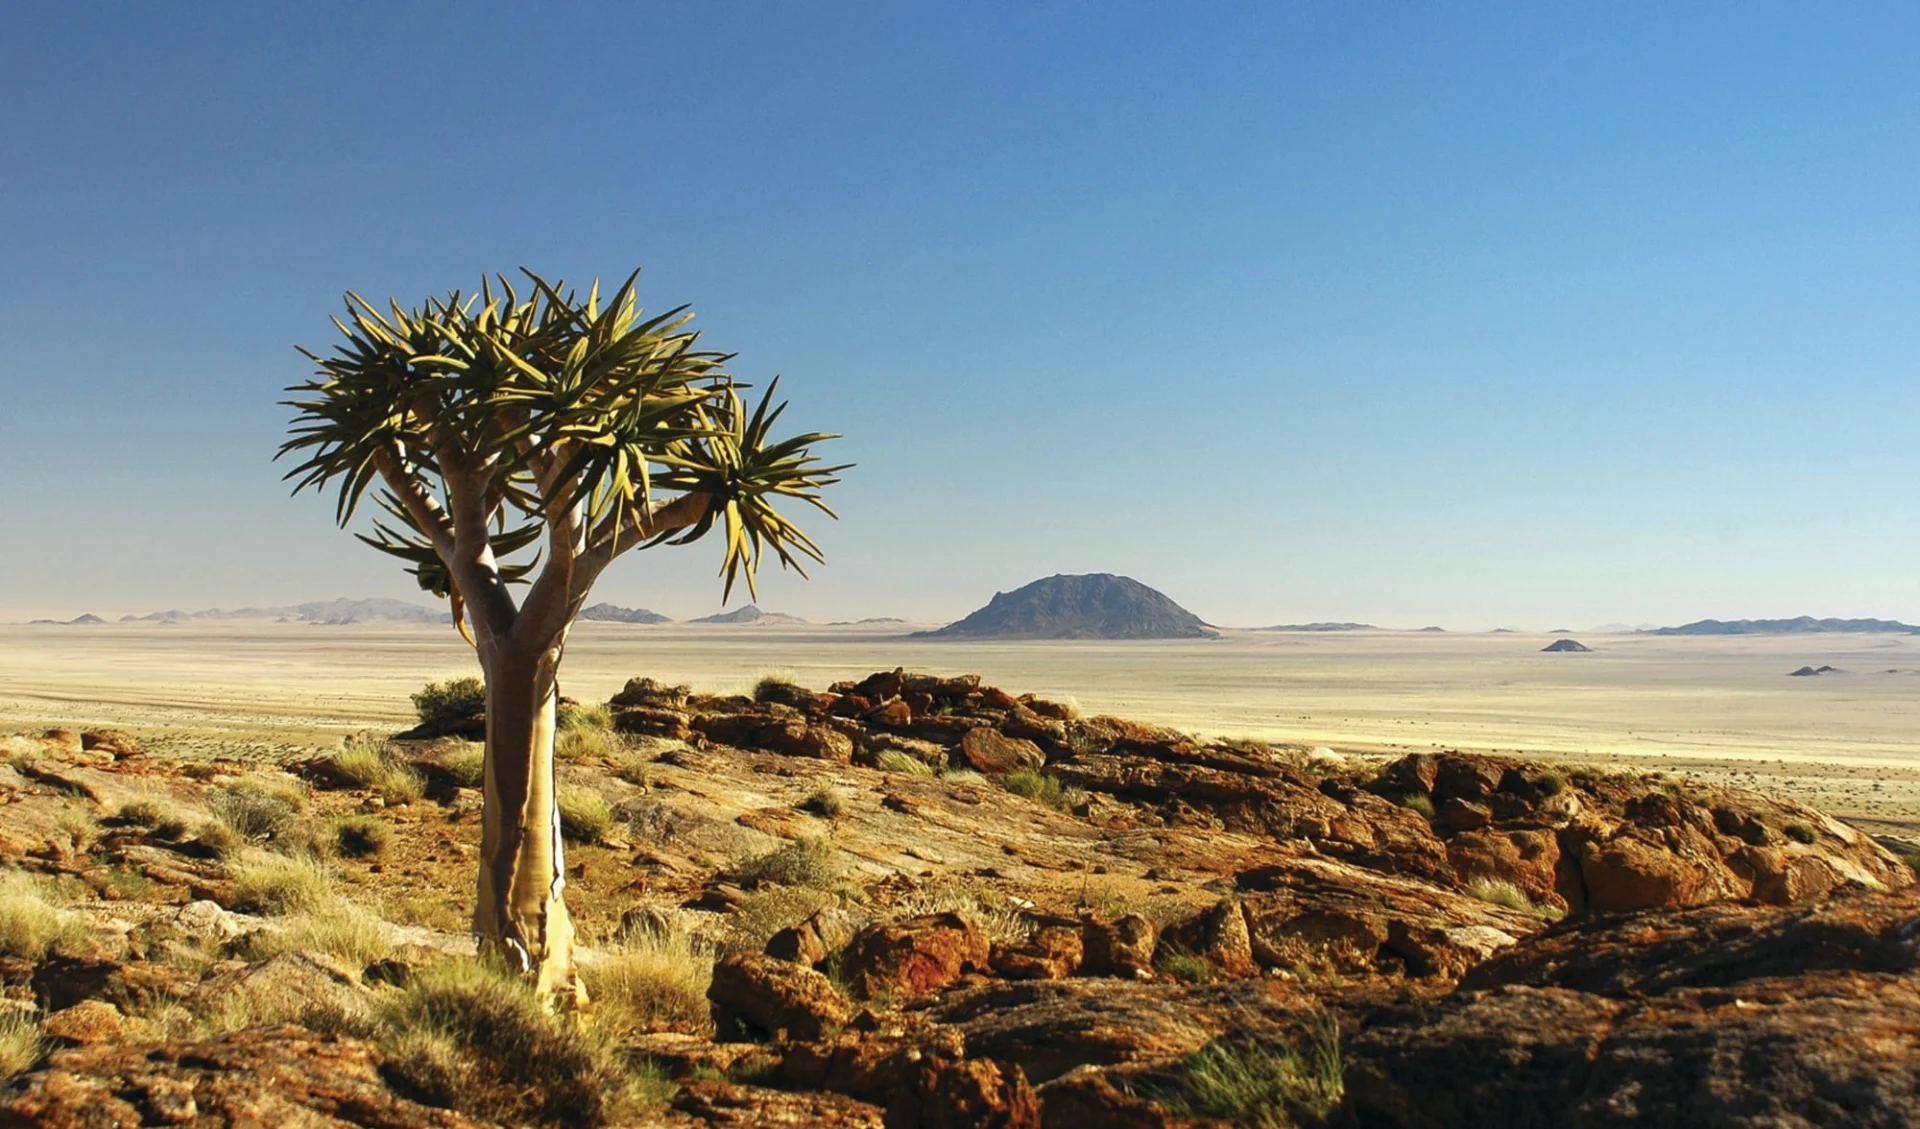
[918, 573, 1215, 640]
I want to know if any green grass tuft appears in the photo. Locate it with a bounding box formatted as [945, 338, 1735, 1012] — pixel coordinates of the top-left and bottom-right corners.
[1785, 821, 1818, 845]
[229, 851, 335, 915]
[323, 737, 425, 804]
[1399, 792, 1437, 820]
[439, 744, 486, 789]
[1003, 768, 1069, 811]
[1138, 1016, 1344, 1129]
[0, 869, 85, 960]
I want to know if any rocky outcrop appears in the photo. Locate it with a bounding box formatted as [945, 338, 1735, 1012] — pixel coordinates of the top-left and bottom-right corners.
[1344, 885, 1920, 1127]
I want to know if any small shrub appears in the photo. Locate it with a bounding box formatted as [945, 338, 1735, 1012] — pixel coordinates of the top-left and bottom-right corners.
[1399, 792, 1437, 820]
[212, 777, 307, 842]
[323, 737, 425, 805]
[440, 744, 487, 789]
[0, 736, 37, 772]
[335, 814, 393, 858]
[894, 883, 1029, 945]
[734, 837, 841, 889]
[0, 1012, 42, 1078]
[800, 786, 845, 818]
[0, 870, 84, 960]
[413, 677, 486, 727]
[752, 671, 800, 702]
[875, 750, 936, 776]
[379, 958, 641, 1127]
[939, 768, 988, 786]
[229, 851, 334, 915]
[1785, 821, 1818, 845]
[557, 787, 613, 844]
[1003, 769, 1068, 811]
[1536, 770, 1568, 796]
[581, 926, 716, 1036]
[1137, 1015, 1343, 1129]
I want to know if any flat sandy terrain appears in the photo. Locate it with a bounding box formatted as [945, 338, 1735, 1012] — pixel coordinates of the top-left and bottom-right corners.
[3, 621, 1918, 837]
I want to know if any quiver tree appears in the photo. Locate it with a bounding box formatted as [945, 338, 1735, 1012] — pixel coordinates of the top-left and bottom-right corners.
[279, 269, 845, 1004]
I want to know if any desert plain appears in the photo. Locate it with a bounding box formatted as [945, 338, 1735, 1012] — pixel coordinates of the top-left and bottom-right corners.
[4, 620, 1917, 842]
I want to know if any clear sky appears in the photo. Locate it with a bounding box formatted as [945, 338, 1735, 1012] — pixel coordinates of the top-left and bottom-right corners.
[3, 2, 1916, 629]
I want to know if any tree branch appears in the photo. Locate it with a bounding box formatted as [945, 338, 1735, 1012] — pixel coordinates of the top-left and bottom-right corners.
[509, 491, 712, 652]
[438, 448, 520, 645]
[372, 446, 457, 563]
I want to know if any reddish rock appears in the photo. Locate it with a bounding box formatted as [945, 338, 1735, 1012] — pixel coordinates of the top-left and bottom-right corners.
[840, 913, 991, 999]
[40, 1000, 129, 1047]
[0, 1026, 492, 1129]
[1576, 833, 1736, 912]
[676, 1080, 886, 1127]
[885, 1056, 1041, 1129]
[79, 731, 141, 758]
[990, 924, 1084, 981]
[865, 700, 913, 729]
[611, 706, 692, 740]
[1165, 898, 1258, 979]
[610, 677, 690, 709]
[958, 730, 1045, 776]
[709, 952, 852, 1040]
[1446, 828, 1564, 907]
[1080, 914, 1157, 979]
[766, 907, 864, 967]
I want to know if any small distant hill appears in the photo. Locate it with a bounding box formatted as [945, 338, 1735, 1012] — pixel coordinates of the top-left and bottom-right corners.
[31, 613, 107, 625]
[1789, 665, 1840, 677]
[1542, 638, 1592, 653]
[578, 603, 671, 624]
[1651, 617, 1920, 636]
[829, 617, 909, 626]
[1417, 626, 1447, 633]
[1255, 622, 1376, 632]
[688, 605, 806, 626]
[918, 574, 1213, 640]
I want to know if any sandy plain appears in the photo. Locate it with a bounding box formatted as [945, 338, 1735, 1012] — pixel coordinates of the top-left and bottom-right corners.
[2, 621, 1918, 839]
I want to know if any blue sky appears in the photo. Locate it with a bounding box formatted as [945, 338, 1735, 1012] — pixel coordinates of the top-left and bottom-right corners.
[2, 2, 1916, 628]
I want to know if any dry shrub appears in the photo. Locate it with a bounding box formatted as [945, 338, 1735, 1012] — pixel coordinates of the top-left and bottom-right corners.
[875, 750, 936, 776]
[380, 958, 643, 1127]
[734, 837, 841, 889]
[581, 927, 715, 1036]
[335, 814, 393, 858]
[725, 886, 838, 953]
[800, 785, 845, 818]
[212, 776, 307, 842]
[193, 820, 243, 859]
[116, 797, 189, 839]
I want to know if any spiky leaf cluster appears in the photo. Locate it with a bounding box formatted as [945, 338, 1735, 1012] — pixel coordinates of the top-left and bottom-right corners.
[279, 269, 845, 609]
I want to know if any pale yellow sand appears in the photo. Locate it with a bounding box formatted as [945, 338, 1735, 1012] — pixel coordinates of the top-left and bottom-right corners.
[3, 622, 1917, 835]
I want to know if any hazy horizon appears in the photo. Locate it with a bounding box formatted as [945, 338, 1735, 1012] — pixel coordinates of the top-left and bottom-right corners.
[5, 4, 1916, 630]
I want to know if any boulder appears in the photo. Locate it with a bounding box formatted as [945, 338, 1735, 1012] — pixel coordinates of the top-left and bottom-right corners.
[1164, 898, 1257, 979]
[989, 923, 1084, 981]
[838, 913, 991, 999]
[1080, 914, 1156, 979]
[766, 906, 864, 967]
[885, 1056, 1041, 1129]
[708, 952, 851, 1041]
[959, 729, 1045, 776]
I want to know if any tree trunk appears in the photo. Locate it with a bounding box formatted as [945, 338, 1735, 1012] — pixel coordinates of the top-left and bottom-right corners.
[474, 641, 583, 1008]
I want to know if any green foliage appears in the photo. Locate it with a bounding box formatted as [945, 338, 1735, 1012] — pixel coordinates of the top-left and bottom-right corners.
[557, 701, 614, 732]
[1785, 821, 1818, 845]
[413, 678, 485, 727]
[1399, 792, 1437, 821]
[1138, 1017, 1344, 1129]
[734, 837, 842, 889]
[335, 814, 393, 858]
[1003, 769, 1069, 811]
[557, 787, 614, 844]
[1535, 770, 1569, 796]
[556, 724, 625, 763]
[279, 269, 847, 608]
[875, 750, 936, 776]
[379, 958, 643, 1127]
[1462, 875, 1563, 919]
[1155, 942, 1217, 984]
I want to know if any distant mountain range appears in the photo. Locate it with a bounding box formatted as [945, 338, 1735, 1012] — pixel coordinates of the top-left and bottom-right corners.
[32, 598, 449, 626]
[577, 603, 671, 624]
[1648, 617, 1920, 636]
[919, 573, 1213, 640]
[1254, 622, 1377, 632]
[686, 605, 807, 626]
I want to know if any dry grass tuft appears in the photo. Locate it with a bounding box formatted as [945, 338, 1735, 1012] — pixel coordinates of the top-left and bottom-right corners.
[229, 851, 335, 915]
[0, 1012, 42, 1079]
[323, 736, 425, 805]
[379, 958, 645, 1127]
[334, 814, 393, 858]
[724, 886, 839, 953]
[212, 776, 308, 842]
[557, 787, 614, 844]
[734, 837, 841, 889]
[581, 927, 716, 1036]
[438, 743, 487, 789]
[875, 750, 936, 776]
[242, 905, 395, 968]
[0, 870, 85, 960]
